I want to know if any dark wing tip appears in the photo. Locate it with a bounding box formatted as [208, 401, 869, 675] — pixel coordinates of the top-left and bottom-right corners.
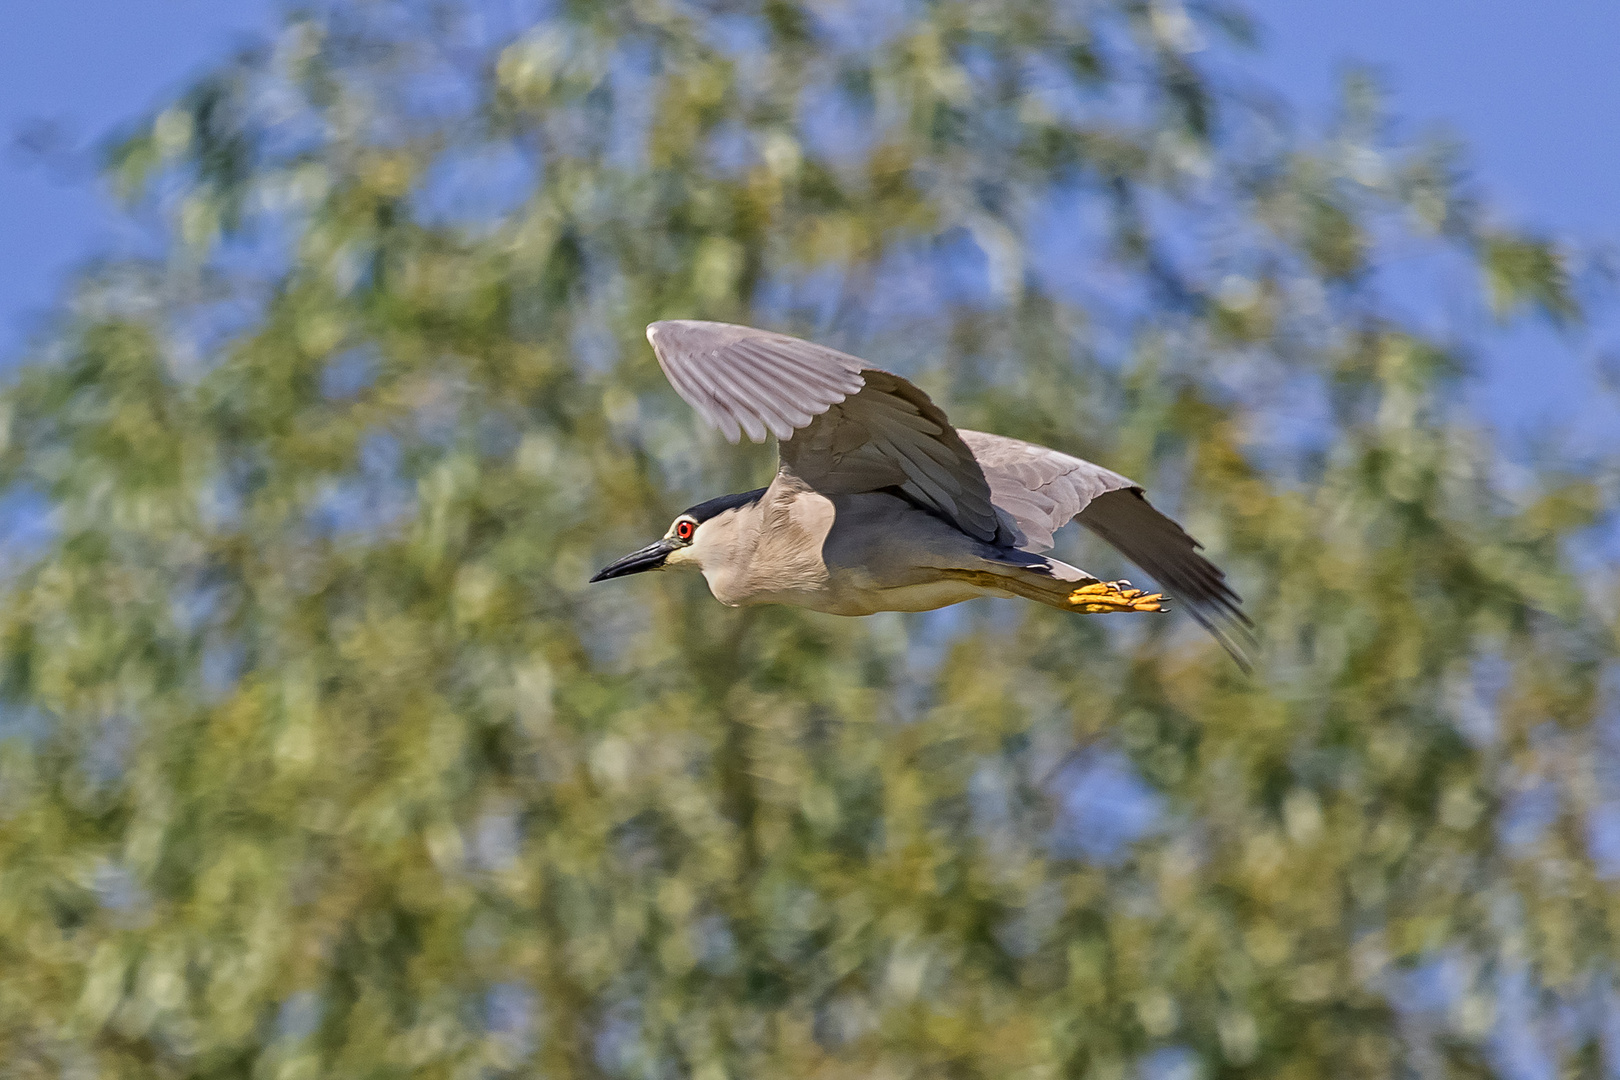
[1079, 489, 1256, 674]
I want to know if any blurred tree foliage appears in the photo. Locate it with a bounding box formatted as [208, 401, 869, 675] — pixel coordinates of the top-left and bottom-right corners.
[0, 1, 1617, 1077]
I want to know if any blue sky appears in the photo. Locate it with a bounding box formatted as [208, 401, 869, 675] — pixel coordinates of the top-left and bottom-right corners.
[1245, 0, 1620, 453]
[2, 0, 1617, 451]
[0, 1, 274, 357]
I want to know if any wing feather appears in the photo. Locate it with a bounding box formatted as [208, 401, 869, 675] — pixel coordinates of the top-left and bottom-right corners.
[648, 320, 865, 441]
[647, 320, 1006, 542]
[1079, 488, 1253, 666]
[733, 339, 855, 397]
[707, 357, 807, 436]
[961, 429, 1251, 664]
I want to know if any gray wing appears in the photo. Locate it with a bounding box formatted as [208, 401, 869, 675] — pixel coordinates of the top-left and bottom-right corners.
[646, 320, 865, 442]
[647, 320, 1007, 542]
[961, 430, 1252, 656]
[958, 429, 1138, 550]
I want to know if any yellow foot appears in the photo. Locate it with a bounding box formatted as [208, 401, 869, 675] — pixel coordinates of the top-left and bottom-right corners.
[1068, 579, 1167, 614]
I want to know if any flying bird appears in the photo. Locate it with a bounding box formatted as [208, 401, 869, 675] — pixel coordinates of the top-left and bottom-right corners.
[592, 321, 1251, 667]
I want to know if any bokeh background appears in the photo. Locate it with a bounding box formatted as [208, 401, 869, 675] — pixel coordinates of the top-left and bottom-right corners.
[1, 1, 1618, 1077]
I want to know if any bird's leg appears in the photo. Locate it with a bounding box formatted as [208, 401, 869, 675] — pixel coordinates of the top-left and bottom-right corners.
[1068, 579, 1167, 614]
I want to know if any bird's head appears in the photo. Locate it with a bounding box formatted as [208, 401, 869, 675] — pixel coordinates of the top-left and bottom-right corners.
[590, 488, 767, 583]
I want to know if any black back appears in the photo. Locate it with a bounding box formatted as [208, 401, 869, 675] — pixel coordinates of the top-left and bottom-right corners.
[682, 487, 768, 523]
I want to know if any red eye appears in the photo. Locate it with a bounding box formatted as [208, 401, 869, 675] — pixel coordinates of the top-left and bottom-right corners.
[675, 520, 694, 542]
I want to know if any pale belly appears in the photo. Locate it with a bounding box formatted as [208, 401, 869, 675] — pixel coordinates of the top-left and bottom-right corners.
[740, 576, 1013, 616]
[703, 488, 1017, 615]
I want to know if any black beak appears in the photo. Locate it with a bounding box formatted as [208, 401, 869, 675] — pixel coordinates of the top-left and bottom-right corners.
[590, 538, 677, 582]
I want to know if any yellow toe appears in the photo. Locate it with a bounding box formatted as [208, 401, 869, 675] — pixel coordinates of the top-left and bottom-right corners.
[1067, 580, 1167, 614]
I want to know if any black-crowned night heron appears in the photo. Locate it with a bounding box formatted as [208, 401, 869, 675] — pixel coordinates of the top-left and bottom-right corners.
[593, 321, 1252, 667]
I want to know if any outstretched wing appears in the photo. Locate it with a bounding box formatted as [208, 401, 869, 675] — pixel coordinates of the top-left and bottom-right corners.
[958, 430, 1138, 550]
[647, 320, 1007, 542]
[961, 429, 1251, 655]
[646, 320, 865, 442]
